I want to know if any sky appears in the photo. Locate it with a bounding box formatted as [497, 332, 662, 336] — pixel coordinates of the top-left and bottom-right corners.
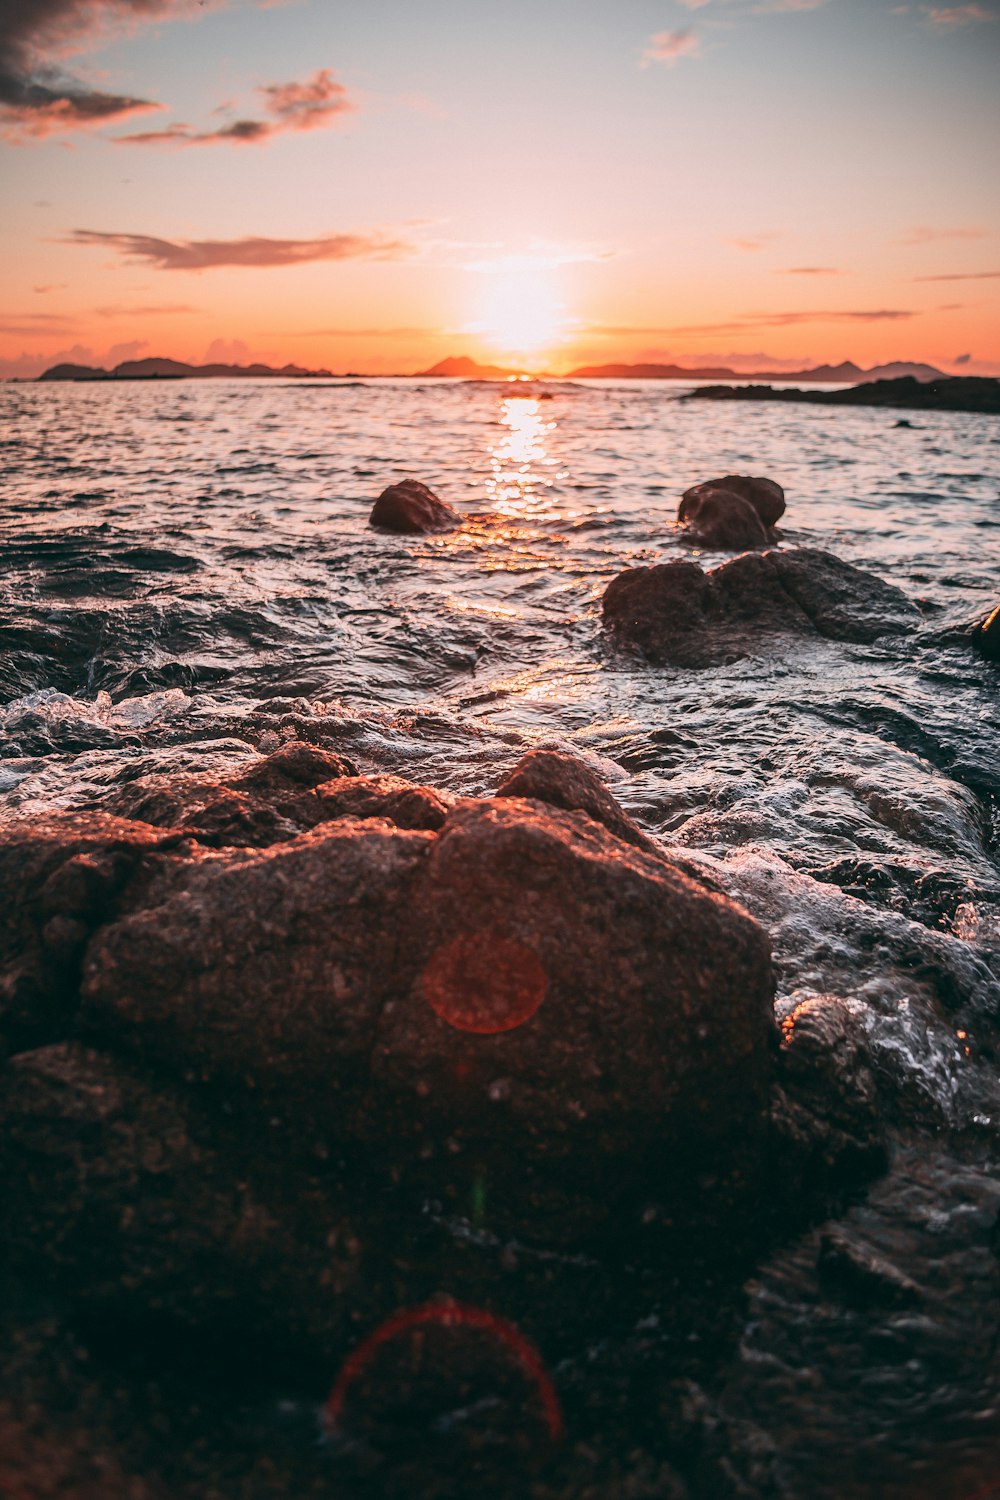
[1, 0, 999, 377]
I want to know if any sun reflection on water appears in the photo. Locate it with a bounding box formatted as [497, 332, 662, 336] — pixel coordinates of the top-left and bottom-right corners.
[485, 396, 562, 520]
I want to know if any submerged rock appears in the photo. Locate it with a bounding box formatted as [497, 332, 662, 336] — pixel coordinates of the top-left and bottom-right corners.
[771, 996, 887, 1189]
[601, 547, 920, 666]
[681, 474, 786, 529]
[975, 602, 1000, 662]
[677, 486, 772, 550]
[495, 748, 654, 852]
[369, 479, 460, 534]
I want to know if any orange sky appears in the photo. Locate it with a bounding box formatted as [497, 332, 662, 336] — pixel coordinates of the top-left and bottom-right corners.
[2, 0, 999, 377]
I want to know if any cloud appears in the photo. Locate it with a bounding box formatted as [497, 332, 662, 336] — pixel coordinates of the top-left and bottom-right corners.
[914, 269, 1000, 280]
[954, 352, 972, 363]
[782, 266, 840, 275]
[926, 4, 997, 24]
[95, 301, 199, 315]
[642, 28, 701, 66]
[589, 310, 916, 337]
[677, 0, 711, 7]
[0, 336, 148, 378]
[116, 67, 354, 146]
[727, 233, 782, 251]
[896, 225, 987, 244]
[0, 0, 214, 140]
[65, 228, 416, 270]
[0, 311, 78, 336]
[754, 0, 827, 11]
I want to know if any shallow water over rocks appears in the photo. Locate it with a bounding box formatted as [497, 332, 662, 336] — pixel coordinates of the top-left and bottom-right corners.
[1, 377, 998, 1498]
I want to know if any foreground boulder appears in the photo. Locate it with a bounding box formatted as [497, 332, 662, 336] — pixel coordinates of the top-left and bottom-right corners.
[73, 786, 774, 1240]
[602, 547, 920, 667]
[369, 479, 460, 534]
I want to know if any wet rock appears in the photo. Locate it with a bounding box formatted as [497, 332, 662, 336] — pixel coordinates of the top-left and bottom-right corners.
[234, 740, 359, 790]
[366, 798, 776, 1238]
[309, 773, 451, 831]
[81, 793, 775, 1243]
[817, 1228, 922, 1308]
[0, 813, 179, 1054]
[974, 602, 1000, 662]
[681, 474, 786, 528]
[495, 748, 654, 852]
[82, 821, 433, 1113]
[677, 486, 771, 550]
[0, 1042, 362, 1347]
[100, 740, 362, 849]
[369, 479, 460, 535]
[771, 996, 887, 1188]
[602, 548, 919, 667]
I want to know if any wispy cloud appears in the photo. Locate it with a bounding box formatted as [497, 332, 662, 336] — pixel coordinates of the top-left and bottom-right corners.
[94, 302, 199, 315]
[926, 4, 997, 25]
[754, 0, 827, 11]
[954, 352, 972, 363]
[914, 269, 1000, 280]
[642, 28, 701, 66]
[0, 0, 213, 140]
[0, 311, 79, 336]
[65, 228, 416, 271]
[116, 68, 354, 146]
[727, 232, 782, 252]
[589, 310, 916, 337]
[896, 225, 987, 244]
[782, 266, 841, 274]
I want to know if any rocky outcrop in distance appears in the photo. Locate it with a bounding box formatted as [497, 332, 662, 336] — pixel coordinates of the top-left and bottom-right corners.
[602, 547, 921, 667]
[683, 375, 1000, 414]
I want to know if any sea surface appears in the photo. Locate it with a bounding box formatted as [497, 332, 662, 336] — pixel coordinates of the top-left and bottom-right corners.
[1, 376, 999, 1497]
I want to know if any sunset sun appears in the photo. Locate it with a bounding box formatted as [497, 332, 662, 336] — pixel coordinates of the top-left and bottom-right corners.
[471, 262, 569, 360]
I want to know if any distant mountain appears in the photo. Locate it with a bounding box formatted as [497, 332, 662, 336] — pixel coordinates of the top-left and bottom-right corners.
[37, 357, 334, 381]
[417, 356, 529, 379]
[565, 359, 945, 384]
[683, 375, 1000, 414]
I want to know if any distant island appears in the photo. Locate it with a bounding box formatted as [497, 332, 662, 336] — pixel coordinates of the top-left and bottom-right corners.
[418, 355, 947, 384]
[37, 357, 334, 382]
[683, 375, 1000, 415]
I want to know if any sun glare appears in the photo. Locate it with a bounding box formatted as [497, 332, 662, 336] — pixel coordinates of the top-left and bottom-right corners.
[469, 262, 569, 361]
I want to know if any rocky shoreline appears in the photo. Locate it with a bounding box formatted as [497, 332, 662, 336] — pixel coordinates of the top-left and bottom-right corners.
[2, 460, 999, 1498]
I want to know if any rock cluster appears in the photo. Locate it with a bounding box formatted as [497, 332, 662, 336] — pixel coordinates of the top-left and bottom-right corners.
[678, 474, 786, 550]
[602, 547, 920, 666]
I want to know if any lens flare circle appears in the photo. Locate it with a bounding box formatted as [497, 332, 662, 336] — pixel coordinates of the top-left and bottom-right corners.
[323, 1299, 565, 1445]
[420, 932, 547, 1034]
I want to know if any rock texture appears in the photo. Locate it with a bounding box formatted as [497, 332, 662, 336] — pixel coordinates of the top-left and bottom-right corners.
[369, 479, 460, 534]
[495, 748, 654, 852]
[602, 547, 920, 666]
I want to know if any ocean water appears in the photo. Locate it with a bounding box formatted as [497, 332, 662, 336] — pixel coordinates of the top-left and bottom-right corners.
[1, 376, 999, 1496]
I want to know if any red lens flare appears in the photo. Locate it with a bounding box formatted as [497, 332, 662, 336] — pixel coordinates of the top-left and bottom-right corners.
[323, 1299, 565, 1446]
[420, 932, 547, 1034]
